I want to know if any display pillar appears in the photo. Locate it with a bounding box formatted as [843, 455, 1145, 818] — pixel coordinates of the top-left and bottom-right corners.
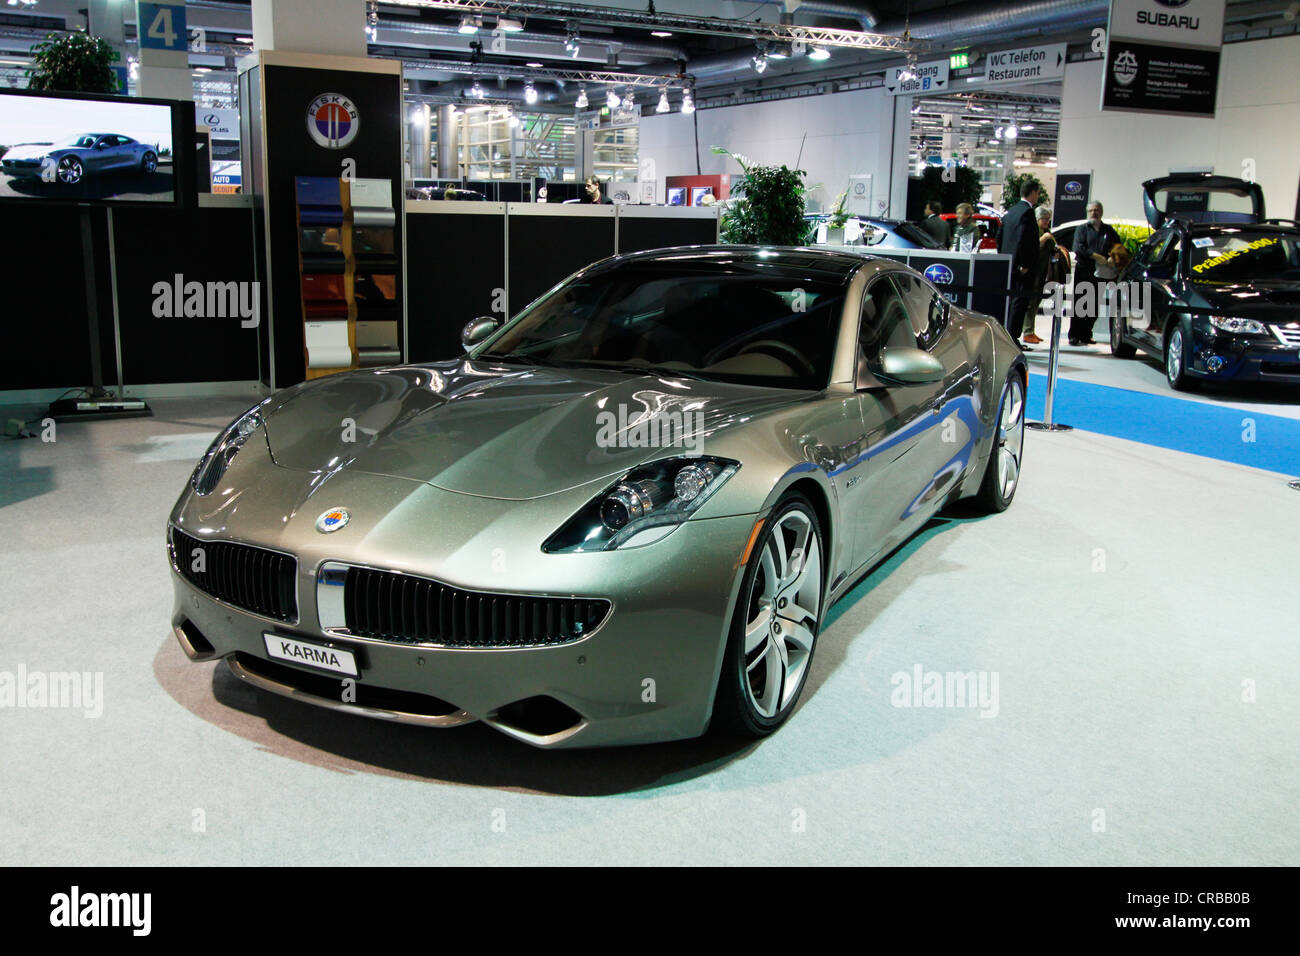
[239, 50, 405, 388]
[250, 0, 368, 59]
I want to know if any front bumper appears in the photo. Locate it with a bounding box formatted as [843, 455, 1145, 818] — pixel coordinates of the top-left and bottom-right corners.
[168, 468, 757, 749]
[1188, 324, 1300, 383]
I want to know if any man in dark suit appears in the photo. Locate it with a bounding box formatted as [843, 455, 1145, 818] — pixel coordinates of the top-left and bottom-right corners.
[919, 200, 951, 247]
[998, 180, 1042, 347]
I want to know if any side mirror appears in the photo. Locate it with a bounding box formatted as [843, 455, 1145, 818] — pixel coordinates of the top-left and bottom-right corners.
[461, 316, 500, 350]
[875, 347, 945, 385]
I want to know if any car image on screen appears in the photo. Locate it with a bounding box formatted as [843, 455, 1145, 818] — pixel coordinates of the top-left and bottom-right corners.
[0, 132, 159, 185]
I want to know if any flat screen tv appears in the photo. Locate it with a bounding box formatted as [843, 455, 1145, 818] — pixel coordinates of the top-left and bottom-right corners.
[0, 89, 194, 206]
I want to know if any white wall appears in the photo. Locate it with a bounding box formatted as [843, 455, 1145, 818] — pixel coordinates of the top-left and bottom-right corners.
[1058, 34, 1300, 223]
[638, 86, 908, 216]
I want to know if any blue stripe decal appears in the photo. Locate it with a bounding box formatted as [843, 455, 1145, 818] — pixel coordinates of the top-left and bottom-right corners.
[1025, 372, 1300, 475]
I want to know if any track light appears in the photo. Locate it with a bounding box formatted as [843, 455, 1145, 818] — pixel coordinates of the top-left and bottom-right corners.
[470, 80, 485, 98]
[656, 88, 669, 113]
[457, 15, 480, 34]
[524, 81, 538, 104]
[606, 88, 621, 109]
[808, 45, 830, 61]
[621, 91, 635, 110]
[497, 17, 524, 33]
[681, 89, 695, 114]
[1005, 123, 1018, 140]
[575, 85, 588, 109]
[565, 32, 580, 58]
[752, 51, 768, 74]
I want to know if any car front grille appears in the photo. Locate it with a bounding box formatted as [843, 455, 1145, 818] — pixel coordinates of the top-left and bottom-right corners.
[170, 528, 298, 622]
[343, 566, 609, 648]
[1271, 325, 1300, 347]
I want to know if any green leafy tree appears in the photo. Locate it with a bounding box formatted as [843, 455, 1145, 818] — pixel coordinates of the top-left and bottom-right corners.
[27, 31, 119, 94]
[1001, 171, 1045, 212]
[711, 146, 810, 245]
[916, 165, 982, 214]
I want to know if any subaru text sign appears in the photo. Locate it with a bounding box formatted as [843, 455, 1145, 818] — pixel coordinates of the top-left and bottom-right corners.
[1102, 0, 1224, 117]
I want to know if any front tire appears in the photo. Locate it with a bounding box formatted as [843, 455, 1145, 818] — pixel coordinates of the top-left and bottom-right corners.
[712, 493, 824, 739]
[56, 156, 83, 185]
[972, 373, 1025, 513]
[141, 151, 157, 174]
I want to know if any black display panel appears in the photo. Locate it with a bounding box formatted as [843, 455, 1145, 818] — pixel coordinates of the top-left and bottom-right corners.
[406, 211, 505, 362]
[508, 213, 614, 312]
[618, 215, 717, 255]
[0, 89, 194, 206]
[111, 205, 261, 384]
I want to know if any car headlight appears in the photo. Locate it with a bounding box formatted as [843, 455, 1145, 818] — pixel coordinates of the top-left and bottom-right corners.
[1209, 315, 1266, 335]
[543, 456, 739, 553]
[190, 402, 265, 496]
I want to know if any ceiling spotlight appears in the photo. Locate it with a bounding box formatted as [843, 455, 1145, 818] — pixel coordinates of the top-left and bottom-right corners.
[808, 45, 830, 61]
[650, 30, 673, 37]
[656, 88, 670, 113]
[621, 91, 635, 110]
[1005, 123, 1018, 139]
[897, 66, 917, 84]
[752, 51, 768, 74]
[606, 88, 621, 109]
[565, 32, 580, 58]
[575, 85, 588, 109]
[681, 89, 695, 114]
[497, 17, 524, 33]
[457, 15, 480, 35]
[994, 126, 1003, 139]
[470, 80, 485, 98]
[524, 81, 538, 104]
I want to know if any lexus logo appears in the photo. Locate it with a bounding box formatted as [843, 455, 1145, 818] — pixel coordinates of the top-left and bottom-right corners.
[203, 113, 221, 125]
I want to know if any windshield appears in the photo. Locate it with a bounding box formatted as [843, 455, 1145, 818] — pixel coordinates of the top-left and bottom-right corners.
[479, 260, 851, 389]
[1188, 232, 1300, 283]
[889, 221, 941, 248]
[54, 134, 100, 148]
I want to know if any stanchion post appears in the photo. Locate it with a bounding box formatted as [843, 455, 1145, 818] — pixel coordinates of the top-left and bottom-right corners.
[1027, 285, 1073, 433]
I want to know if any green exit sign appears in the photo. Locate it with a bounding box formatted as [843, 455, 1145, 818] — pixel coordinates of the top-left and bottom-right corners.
[950, 52, 970, 69]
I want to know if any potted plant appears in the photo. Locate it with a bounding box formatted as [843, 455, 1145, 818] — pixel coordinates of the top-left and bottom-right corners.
[824, 190, 850, 245]
[710, 146, 809, 246]
[26, 30, 119, 94]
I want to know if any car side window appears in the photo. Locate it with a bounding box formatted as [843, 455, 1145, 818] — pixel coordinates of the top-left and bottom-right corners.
[890, 272, 946, 350]
[1148, 234, 1179, 279]
[856, 275, 917, 385]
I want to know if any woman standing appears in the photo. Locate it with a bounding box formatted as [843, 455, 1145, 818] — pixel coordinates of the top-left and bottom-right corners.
[1023, 205, 1069, 347]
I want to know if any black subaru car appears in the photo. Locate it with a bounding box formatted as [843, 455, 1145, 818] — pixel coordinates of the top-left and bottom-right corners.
[1110, 174, 1300, 390]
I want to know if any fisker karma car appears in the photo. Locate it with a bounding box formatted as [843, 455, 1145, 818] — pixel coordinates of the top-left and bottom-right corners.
[167, 246, 1027, 748]
[0, 132, 159, 185]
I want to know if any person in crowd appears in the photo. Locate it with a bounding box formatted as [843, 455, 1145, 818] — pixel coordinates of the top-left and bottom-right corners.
[949, 202, 984, 252]
[1069, 200, 1122, 346]
[581, 175, 613, 204]
[919, 200, 951, 247]
[997, 180, 1042, 347]
[1023, 205, 1070, 345]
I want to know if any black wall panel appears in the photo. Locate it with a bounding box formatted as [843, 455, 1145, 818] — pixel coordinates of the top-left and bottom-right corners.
[1, 205, 115, 391]
[618, 216, 717, 255]
[112, 205, 261, 383]
[507, 213, 615, 313]
[405, 211, 505, 363]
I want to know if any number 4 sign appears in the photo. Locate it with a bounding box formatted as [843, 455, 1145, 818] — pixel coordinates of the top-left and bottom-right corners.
[138, 1, 188, 51]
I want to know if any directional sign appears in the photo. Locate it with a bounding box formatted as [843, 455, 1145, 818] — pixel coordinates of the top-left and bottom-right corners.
[979, 43, 1067, 87]
[884, 59, 949, 95]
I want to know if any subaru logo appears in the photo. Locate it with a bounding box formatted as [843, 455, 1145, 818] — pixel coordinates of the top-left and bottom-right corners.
[1065, 180, 1083, 195]
[315, 508, 351, 533]
[924, 263, 954, 285]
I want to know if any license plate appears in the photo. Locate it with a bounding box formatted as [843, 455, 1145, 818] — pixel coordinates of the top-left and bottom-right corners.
[263, 633, 358, 677]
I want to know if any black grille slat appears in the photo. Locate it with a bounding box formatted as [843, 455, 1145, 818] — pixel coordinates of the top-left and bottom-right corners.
[171, 528, 297, 622]
[340, 566, 608, 649]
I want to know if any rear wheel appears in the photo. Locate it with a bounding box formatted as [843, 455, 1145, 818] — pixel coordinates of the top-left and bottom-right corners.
[972, 374, 1025, 513]
[141, 151, 158, 174]
[1110, 310, 1136, 358]
[712, 494, 824, 738]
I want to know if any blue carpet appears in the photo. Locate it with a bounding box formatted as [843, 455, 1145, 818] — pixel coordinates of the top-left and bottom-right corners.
[1026, 373, 1300, 476]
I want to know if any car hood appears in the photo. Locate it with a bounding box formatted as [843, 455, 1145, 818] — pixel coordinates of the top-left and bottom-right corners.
[1187, 280, 1300, 315]
[2, 144, 55, 160]
[261, 360, 805, 500]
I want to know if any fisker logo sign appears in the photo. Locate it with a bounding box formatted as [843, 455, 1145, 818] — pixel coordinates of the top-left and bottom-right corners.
[924, 263, 954, 285]
[1065, 180, 1083, 195]
[1112, 50, 1140, 86]
[307, 93, 359, 149]
[316, 508, 351, 533]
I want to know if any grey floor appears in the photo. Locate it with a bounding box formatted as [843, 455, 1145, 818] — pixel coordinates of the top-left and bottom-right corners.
[1, 375, 1297, 865]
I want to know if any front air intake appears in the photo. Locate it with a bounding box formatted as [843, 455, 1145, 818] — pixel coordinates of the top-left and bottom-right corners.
[170, 528, 298, 623]
[343, 566, 608, 648]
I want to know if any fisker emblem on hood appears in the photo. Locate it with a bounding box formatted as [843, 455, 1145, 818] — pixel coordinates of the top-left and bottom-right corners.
[316, 508, 351, 533]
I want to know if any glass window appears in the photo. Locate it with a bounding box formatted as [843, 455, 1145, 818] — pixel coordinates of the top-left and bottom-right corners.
[1186, 231, 1300, 282]
[890, 272, 947, 350]
[857, 275, 917, 382]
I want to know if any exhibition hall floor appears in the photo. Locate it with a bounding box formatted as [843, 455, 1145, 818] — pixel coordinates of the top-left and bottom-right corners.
[1, 376, 1296, 866]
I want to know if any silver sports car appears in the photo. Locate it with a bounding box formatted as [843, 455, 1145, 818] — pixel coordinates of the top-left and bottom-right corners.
[0, 132, 159, 185]
[167, 246, 1026, 748]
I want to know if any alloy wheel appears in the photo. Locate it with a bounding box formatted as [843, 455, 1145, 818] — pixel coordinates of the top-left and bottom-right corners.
[742, 508, 822, 719]
[57, 156, 83, 184]
[142, 152, 157, 173]
[1167, 327, 1184, 384]
[998, 376, 1025, 501]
